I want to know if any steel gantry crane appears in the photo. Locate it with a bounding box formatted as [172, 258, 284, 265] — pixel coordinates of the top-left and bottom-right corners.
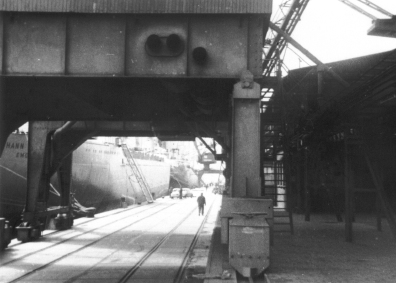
[338, 0, 393, 20]
[263, 0, 311, 77]
[263, 0, 395, 78]
[337, 0, 396, 38]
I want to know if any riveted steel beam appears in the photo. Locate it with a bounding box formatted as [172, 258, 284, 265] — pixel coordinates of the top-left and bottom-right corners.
[0, 0, 272, 14]
[0, 13, 268, 77]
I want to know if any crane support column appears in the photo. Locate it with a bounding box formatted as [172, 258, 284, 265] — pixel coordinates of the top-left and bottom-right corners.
[231, 71, 262, 197]
[221, 71, 274, 278]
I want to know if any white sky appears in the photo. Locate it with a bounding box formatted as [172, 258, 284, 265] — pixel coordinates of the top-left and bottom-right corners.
[271, 0, 396, 71]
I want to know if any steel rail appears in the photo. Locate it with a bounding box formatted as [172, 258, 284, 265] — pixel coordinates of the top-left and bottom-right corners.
[118, 197, 216, 283]
[5, 202, 176, 282]
[173, 196, 217, 283]
[6, 201, 160, 249]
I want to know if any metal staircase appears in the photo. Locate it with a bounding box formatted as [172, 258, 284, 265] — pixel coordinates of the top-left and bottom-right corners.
[121, 144, 154, 203]
[261, 132, 294, 234]
[261, 87, 294, 234]
[260, 1, 312, 234]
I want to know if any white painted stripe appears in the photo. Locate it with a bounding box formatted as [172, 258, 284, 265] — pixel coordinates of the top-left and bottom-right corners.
[50, 184, 61, 196]
[0, 164, 26, 180]
[0, 164, 60, 196]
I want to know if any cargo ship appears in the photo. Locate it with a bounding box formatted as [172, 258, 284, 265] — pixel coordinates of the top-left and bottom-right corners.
[164, 142, 201, 189]
[0, 133, 171, 227]
[169, 161, 200, 189]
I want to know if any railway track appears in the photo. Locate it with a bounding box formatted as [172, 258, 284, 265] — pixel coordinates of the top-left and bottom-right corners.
[118, 197, 216, 283]
[1, 202, 171, 267]
[1, 196, 218, 283]
[5, 201, 166, 251]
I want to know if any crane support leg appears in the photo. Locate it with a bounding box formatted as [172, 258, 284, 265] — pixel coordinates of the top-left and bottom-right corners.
[16, 121, 92, 241]
[17, 121, 64, 242]
[231, 70, 261, 197]
[221, 71, 274, 277]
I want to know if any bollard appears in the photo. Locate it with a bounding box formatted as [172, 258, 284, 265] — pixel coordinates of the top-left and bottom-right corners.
[54, 213, 73, 230]
[0, 218, 12, 249]
[121, 197, 127, 208]
[0, 218, 5, 250]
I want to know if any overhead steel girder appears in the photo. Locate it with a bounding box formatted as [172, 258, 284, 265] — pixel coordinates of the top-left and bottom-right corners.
[0, 3, 271, 129]
[67, 120, 228, 139]
[0, 12, 268, 78]
[0, 0, 271, 14]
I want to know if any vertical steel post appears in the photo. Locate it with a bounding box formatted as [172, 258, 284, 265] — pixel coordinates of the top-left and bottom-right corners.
[304, 148, 311, 221]
[0, 15, 5, 155]
[0, 75, 4, 219]
[317, 65, 325, 109]
[317, 65, 324, 96]
[231, 71, 261, 197]
[0, 218, 4, 249]
[58, 154, 73, 207]
[344, 130, 353, 242]
[364, 152, 396, 239]
[376, 191, 382, 232]
[296, 155, 302, 212]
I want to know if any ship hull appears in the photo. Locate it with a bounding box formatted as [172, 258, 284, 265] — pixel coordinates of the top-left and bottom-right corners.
[170, 163, 200, 188]
[70, 141, 171, 212]
[0, 134, 171, 226]
[0, 133, 28, 226]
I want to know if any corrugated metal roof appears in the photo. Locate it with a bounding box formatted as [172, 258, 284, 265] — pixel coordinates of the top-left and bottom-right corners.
[283, 49, 396, 137]
[0, 0, 272, 14]
[283, 49, 396, 98]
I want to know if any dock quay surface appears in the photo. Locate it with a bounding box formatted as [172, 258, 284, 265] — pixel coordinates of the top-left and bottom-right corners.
[1, 195, 221, 283]
[1, 197, 396, 283]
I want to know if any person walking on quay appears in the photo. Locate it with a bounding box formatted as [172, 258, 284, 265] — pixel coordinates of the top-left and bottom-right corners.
[197, 193, 206, 216]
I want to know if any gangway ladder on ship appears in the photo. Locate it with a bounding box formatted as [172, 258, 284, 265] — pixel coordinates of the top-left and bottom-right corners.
[121, 144, 154, 203]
